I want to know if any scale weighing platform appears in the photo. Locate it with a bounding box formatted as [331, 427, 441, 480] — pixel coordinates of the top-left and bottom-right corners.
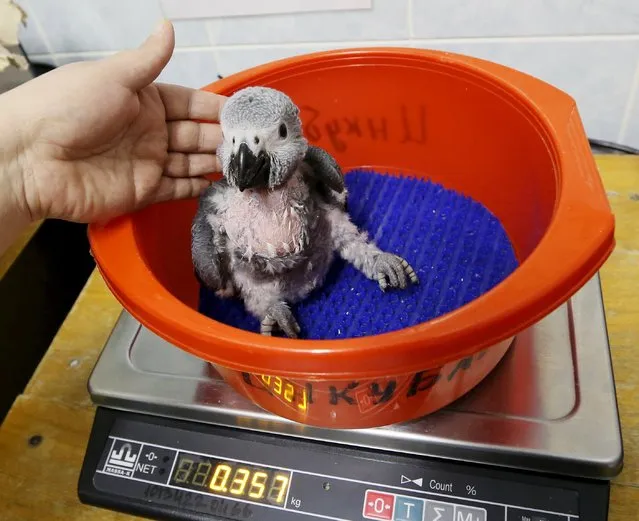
[78, 275, 623, 521]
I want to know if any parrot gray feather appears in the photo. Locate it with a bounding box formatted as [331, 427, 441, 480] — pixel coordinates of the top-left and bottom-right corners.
[302, 144, 346, 210]
[191, 86, 418, 338]
[190, 179, 237, 298]
[304, 144, 345, 194]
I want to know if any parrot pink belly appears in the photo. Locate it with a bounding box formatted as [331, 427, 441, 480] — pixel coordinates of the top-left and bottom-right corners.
[223, 188, 306, 259]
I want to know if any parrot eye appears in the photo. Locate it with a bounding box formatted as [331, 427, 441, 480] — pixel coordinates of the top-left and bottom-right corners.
[279, 123, 287, 139]
[254, 136, 260, 145]
[232, 137, 235, 145]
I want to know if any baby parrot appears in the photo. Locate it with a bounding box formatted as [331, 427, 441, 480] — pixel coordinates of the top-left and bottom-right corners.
[191, 86, 418, 338]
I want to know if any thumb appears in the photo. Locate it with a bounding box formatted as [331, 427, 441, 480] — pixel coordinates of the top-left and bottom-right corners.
[104, 19, 175, 91]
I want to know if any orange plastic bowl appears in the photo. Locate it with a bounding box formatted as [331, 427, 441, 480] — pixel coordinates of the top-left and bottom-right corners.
[89, 48, 614, 429]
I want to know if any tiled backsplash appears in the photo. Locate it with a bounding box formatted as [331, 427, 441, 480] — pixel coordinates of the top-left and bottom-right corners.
[14, 0, 639, 147]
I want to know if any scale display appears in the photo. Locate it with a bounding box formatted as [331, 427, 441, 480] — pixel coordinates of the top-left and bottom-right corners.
[169, 452, 291, 506]
[79, 409, 610, 521]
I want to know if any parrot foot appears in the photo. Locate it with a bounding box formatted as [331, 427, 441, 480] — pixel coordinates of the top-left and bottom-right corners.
[373, 253, 419, 291]
[260, 302, 301, 338]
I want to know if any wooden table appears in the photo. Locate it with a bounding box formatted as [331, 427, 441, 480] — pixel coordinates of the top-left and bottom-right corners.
[0, 155, 638, 520]
[0, 221, 41, 280]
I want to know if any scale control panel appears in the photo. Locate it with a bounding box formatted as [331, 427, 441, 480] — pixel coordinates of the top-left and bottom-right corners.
[78, 409, 610, 521]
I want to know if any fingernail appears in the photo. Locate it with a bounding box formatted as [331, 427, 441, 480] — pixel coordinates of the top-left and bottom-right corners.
[153, 18, 167, 35]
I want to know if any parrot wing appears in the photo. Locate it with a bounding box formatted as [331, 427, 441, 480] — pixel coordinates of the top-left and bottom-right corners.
[303, 144, 347, 209]
[303, 144, 345, 194]
[190, 180, 231, 292]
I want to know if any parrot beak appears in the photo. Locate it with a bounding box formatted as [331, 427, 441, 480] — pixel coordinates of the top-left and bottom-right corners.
[234, 142, 270, 191]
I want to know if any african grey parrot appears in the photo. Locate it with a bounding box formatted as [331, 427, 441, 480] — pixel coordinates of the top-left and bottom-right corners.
[191, 86, 418, 338]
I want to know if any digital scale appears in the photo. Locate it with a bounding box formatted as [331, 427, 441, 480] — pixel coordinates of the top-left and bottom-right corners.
[78, 275, 623, 521]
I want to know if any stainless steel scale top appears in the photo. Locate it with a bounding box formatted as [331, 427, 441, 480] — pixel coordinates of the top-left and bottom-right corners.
[88, 275, 623, 481]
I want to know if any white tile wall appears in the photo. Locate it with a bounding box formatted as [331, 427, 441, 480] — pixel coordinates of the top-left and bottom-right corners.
[22, 0, 163, 53]
[412, 39, 639, 143]
[411, 0, 639, 38]
[155, 49, 219, 89]
[623, 81, 639, 147]
[13, 0, 639, 147]
[172, 20, 211, 47]
[16, 1, 49, 55]
[207, 0, 408, 45]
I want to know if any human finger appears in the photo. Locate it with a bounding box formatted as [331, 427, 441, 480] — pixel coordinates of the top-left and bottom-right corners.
[167, 121, 223, 153]
[165, 152, 221, 177]
[154, 177, 212, 203]
[104, 20, 175, 92]
[157, 83, 226, 122]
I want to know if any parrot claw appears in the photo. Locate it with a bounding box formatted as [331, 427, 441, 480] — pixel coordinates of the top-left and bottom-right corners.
[260, 316, 276, 336]
[373, 253, 419, 291]
[261, 302, 300, 338]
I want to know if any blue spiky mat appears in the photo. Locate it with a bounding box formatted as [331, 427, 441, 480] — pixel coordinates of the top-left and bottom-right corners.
[198, 169, 518, 339]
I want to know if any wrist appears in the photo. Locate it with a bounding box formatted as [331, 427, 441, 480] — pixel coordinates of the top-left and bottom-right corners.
[0, 104, 37, 255]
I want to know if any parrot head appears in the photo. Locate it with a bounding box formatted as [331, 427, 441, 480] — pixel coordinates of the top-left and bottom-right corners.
[218, 86, 308, 191]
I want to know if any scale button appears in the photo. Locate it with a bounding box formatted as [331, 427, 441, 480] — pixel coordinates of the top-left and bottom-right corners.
[394, 496, 425, 521]
[425, 500, 454, 521]
[363, 490, 395, 520]
[454, 505, 486, 521]
[507, 508, 568, 521]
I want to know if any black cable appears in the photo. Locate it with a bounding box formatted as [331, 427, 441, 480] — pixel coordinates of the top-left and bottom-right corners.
[588, 138, 639, 155]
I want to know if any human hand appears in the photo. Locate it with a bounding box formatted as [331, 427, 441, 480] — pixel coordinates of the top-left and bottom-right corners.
[0, 20, 225, 224]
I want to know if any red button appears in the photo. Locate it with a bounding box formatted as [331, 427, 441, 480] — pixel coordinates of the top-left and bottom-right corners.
[363, 490, 395, 520]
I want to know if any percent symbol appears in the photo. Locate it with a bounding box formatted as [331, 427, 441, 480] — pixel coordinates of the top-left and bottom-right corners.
[466, 485, 477, 496]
